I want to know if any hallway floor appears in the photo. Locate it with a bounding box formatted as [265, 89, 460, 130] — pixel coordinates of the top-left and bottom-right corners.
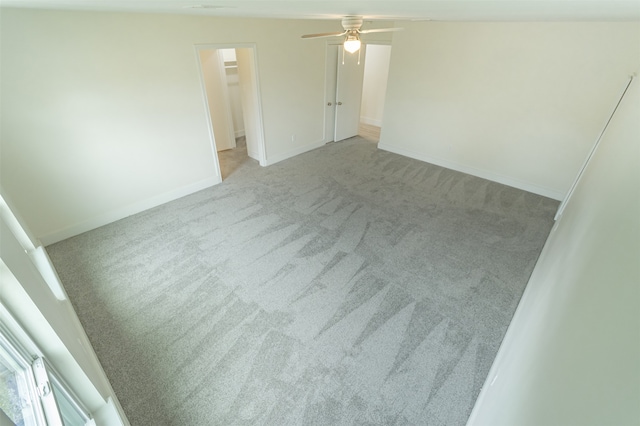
[218, 136, 250, 179]
[358, 123, 381, 142]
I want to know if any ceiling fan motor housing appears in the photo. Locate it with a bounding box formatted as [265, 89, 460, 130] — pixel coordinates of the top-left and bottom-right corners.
[342, 16, 363, 31]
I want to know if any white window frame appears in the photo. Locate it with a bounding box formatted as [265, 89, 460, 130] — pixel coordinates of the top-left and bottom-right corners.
[0, 308, 93, 426]
[0, 324, 45, 425]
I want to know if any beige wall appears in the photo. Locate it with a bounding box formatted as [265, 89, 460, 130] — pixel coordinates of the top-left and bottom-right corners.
[0, 9, 339, 242]
[3, 11, 638, 242]
[469, 75, 640, 425]
[380, 22, 640, 199]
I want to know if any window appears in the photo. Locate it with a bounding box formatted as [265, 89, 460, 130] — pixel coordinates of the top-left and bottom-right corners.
[0, 323, 92, 426]
[49, 367, 91, 426]
[0, 328, 43, 425]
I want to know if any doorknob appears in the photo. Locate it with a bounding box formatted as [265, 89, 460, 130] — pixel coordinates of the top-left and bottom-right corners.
[337, 102, 343, 105]
[327, 102, 332, 106]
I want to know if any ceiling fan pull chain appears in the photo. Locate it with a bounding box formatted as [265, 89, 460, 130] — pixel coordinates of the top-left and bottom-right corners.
[342, 47, 345, 65]
[357, 48, 361, 65]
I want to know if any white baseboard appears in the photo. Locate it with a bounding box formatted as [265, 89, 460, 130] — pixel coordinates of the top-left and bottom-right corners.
[40, 176, 221, 245]
[234, 129, 245, 138]
[377, 143, 564, 201]
[265, 139, 326, 166]
[247, 148, 260, 163]
[94, 397, 131, 426]
[360, 116, 383, 127]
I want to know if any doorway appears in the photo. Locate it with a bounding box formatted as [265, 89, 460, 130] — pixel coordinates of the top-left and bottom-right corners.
[324, 42, 392, 143]
[359, 44, 392, 142]
[196, 45, 266, 180]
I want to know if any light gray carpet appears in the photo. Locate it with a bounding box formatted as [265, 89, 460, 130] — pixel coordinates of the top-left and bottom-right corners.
[47, 137, 558, 426]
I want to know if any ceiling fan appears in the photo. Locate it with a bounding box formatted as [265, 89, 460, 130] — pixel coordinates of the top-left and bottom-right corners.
[301, 16, 402, 53]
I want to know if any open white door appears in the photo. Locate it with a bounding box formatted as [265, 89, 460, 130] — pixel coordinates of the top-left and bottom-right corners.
[236, 48, 266, 164]
[324, 44, 339, 143]
[198, 49, 236, 151]
[334, 46, 366, 142]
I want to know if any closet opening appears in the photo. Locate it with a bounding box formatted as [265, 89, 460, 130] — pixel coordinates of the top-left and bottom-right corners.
[196, 45, 266, 180]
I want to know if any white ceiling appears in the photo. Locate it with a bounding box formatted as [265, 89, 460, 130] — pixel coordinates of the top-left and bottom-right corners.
[2, 0, 640, 21]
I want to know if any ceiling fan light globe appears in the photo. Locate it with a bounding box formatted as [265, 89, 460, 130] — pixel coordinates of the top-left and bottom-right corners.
[344, 38, 361, 53]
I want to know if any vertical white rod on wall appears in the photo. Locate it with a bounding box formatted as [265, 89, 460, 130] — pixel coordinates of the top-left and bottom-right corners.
[555, 75, 635, 220]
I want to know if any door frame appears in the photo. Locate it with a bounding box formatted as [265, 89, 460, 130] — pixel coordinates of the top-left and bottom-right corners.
[194, 43, 267, 180]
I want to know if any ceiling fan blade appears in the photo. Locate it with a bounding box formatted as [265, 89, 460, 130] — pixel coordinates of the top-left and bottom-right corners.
[359, 27, 404, 34]
[301, 31, 346, 39]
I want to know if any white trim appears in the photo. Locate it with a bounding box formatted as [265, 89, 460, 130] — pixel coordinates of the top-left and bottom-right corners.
[45, 361, 92, 424]
[0, 305, 42, 359]
[94, 398, 127, 426]
[28, 246, 67, 301]
[554, 75, 635, 220]
[377, 142, 564, 200]
[39, 177, 219, 245]
[0, 318, 47, 426]
[363, 40, 392, 46]
[194, 46, 224, 179]
[234, 129, 246, 138]
[264, 139, 326, 166]
[359, 116, 382, 127]
[247, 147, 259, 160]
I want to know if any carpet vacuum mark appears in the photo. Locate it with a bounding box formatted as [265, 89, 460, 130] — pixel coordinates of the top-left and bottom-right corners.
[48, 138, 558, 425]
